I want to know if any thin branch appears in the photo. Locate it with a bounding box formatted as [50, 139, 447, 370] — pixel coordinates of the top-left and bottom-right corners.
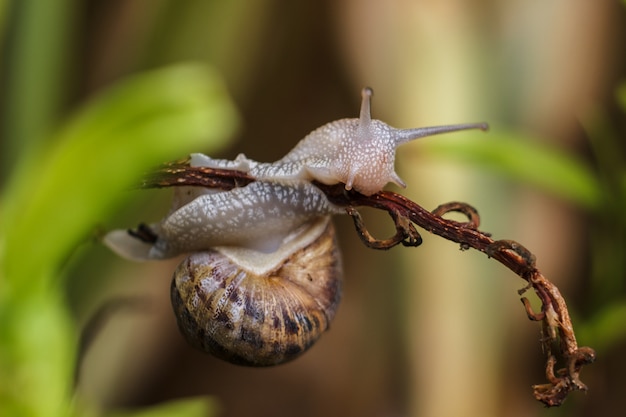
[140, 163, 596, 407]
[315, 182, 596, 407]
[141, 159, 255, 190]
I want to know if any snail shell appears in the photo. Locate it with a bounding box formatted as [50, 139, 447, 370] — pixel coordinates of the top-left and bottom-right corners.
[104, 87, 487, 366]
[170, 217, 342, 366]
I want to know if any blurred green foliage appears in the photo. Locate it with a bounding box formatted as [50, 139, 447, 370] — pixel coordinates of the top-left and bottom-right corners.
[575, 82, 626, 353]
[0, 58, 238, 417]
[0, 1, 624, 417]
[107, 397, 219, 417]
[0, 2, 237, 416]
[424, 83, 626, 358]
[423, 130, 602, 210]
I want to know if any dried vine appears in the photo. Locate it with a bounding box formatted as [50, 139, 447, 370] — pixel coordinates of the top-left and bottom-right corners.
[143, 161, 596, 407]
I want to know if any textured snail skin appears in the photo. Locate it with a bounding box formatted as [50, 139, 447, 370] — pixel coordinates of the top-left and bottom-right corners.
[191, 87, 487, 196]
[103, 87, 486, 261]
[170, 218, 342, 366]
[103, 88, 487, 366]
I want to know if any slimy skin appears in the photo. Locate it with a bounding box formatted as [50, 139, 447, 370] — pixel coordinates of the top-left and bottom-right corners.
[103, 87, 487, 366]
[105, 87, 486, 261]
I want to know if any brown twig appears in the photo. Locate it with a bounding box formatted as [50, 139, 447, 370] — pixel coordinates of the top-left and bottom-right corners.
[141, 163, 596, 407]
[141, 159, 255, 190]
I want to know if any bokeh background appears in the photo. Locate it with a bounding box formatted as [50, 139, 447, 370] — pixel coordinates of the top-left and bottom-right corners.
[1, 1, 625, 417]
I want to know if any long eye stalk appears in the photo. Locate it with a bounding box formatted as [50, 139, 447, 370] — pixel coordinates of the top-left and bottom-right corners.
[395, 121, 489, 144]
[358, 86, 488, 145]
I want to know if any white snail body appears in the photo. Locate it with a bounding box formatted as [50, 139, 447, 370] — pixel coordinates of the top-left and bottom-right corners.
[189, 87, 487, 196]
[104, 88, 487, 366]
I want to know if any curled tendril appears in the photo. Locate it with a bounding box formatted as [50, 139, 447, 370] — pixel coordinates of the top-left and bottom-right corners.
[345, 207, 422, 249]
[431, 201, 481, 230]
[140, 163, 596, 407]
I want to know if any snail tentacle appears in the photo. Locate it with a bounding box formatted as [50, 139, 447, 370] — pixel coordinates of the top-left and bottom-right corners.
[103, 87, 486, 365]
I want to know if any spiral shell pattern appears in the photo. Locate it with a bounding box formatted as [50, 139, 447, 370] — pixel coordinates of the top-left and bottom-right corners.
[171, 220, 342, 366]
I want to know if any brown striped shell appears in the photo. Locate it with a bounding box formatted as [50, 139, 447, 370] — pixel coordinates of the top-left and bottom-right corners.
[170, 218, 342, 366]
[103, 88, 488, 366]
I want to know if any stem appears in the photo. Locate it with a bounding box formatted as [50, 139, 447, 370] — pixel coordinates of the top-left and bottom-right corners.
[140, 162, 596, 407]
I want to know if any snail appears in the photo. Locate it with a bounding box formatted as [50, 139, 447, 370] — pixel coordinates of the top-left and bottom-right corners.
[104, 87, 487, 366]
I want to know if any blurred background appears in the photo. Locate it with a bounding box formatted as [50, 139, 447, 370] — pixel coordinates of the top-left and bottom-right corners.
[1, 1, 625, 416]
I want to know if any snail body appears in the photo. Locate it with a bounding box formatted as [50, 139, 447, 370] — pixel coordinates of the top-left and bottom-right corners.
[189, 87, 487, 196]
[104, 88, 487, 366]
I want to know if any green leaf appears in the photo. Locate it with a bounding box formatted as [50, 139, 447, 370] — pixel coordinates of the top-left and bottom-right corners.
[0, 64, 238, 417]
[577, 301, 626, 353]
[422, 130, 601, 209]
[0, 292, 75, 417]
[107, 397, 219, 417]
[2, 63, 239, 296]
[616, 81, 626, 114]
